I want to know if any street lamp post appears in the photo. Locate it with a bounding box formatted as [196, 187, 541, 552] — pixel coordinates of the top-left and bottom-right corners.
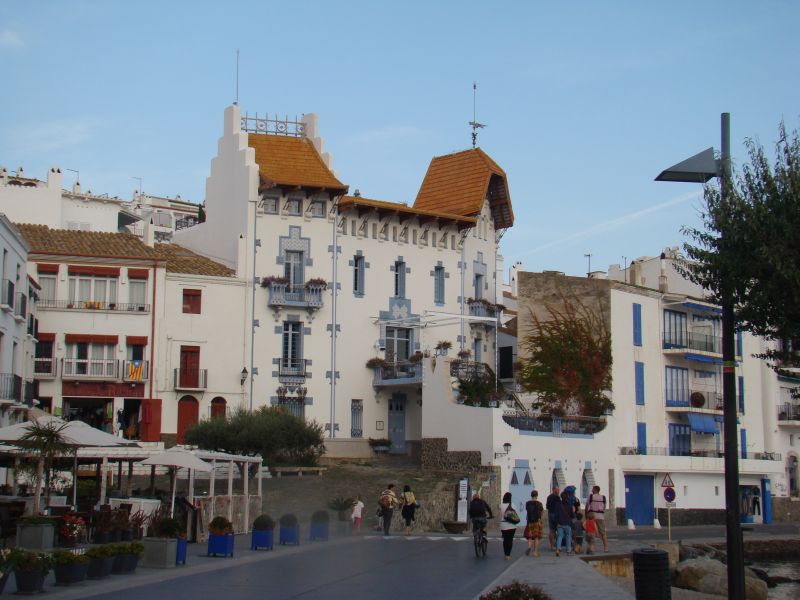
[656, 113, 744, 600]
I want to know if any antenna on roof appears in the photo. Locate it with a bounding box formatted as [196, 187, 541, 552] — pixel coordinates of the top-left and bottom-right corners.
[235, 49, 240, 106]
[132, 176, 143, 195]
[468, 81, 486, 148]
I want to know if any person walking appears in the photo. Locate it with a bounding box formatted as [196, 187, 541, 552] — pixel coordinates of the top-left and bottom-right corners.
[351, 495, 365, 534]
[400, 484, 417, 535]
[586, 485, 609, 552]
[379, 484, 398, 536]
[500, 491, 520, 561]
[545, 485, 560, 551]
[554, 490, 574, 556]
[523, 490, 543, 557]
[584, 511, 598, 554]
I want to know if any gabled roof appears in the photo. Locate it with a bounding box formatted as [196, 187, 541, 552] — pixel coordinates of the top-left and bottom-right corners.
[154, 244, 235, 277]
[338, 195, 477, 230]
[248, 134, 348, 193]
[15, 224, 158, 260]
[414, 148, 514, 229]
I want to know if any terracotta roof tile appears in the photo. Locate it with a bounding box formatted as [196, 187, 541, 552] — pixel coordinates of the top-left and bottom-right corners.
[15, 224, 158, 259]
[338, 195, 477, 229]
[248, 134, 348, 192]
[414, 148, 514, 229]
[154, 244, 235, 277]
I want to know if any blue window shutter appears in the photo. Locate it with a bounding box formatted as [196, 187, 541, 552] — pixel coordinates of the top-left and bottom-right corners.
[736, 332, 743, 356]
[633, 303, 642, 346]
[636, 422, 647, 453]
[740, 428, 747, 459]
[738, 376, 744, 413]
[635, 361, 645, 405]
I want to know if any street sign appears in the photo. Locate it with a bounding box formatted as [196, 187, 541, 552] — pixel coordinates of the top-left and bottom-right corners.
[665, 501, 677, 508]
[661, 473, 674, 487]
[663, 486, 676, 503]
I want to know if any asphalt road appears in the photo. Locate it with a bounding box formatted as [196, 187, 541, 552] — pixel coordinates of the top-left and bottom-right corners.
[84, 536, 515, 600]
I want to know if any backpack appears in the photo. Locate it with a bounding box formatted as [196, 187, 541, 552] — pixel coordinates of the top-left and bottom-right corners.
[503, 505, 521, 525]
[379, 493, 392, 509]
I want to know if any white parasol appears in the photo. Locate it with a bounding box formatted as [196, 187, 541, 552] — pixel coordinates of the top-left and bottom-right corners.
[139, 448, 213, 516]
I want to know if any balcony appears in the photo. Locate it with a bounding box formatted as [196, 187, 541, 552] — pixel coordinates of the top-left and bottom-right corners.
[0, 279, 14, 311]
[62, 358, 119, 380]
[666, 389, 723, 411]
[450, 360, 489, 380]
[0, 373, 22, 402]
[266, 283, 325, 319]
[663, 331, 721, 354]
[173, 368, 208, 390]
[122, 360, 150, 382]
[503, 412, 607, 436]
[467, 299, 498, 322]
[27, 314, 38, 338]
[277, 358, 309, 384]
[618, 446, 783, 475]
[34, 358, 57, 378]
[38, 299, 150, 312]
[777, 402, 800, 425]
[14, 293, 27, 322]
[372, 361, 422, 387]
[619, 446, 781, 461]
[24, 380, 35, 407]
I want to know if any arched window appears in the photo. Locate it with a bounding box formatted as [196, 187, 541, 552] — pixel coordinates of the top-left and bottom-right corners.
[210, 397, 226, 419]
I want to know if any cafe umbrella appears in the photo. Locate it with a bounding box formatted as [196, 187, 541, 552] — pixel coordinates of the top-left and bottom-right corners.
[139, 448, 213, 516]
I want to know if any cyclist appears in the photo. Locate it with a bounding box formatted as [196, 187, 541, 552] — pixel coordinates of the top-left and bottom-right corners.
[469, 492, 494, 534]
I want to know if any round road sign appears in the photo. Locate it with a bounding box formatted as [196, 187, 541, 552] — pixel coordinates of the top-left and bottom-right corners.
[663, 486, 676, 502]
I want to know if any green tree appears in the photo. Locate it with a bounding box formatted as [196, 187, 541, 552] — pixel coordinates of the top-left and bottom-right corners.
[517, 295, 613, 417]
[682, 122, 800, 371]
[18, 420, 72, 515]
[185, 406, 325, 465]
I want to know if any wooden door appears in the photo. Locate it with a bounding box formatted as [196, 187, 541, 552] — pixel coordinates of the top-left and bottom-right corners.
[179, 345, 200, 388]
[177, 396, 199, 443]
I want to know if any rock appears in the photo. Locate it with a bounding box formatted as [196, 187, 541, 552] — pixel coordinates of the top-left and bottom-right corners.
[679, 543, 703, 561]
[748, 567, 774, 587]
[768, 575, 792, 585]
[674, 557, 768, 600]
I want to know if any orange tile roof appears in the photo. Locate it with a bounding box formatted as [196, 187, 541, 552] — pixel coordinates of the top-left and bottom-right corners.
[338, 195, 477, 229]
[414, 148, 514, 229]
[248, 134, 348, 193]
[15, 224, 158, 260]
[154, 244, 235, 277]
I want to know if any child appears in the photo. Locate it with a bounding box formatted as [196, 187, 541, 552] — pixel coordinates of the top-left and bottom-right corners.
[584, 511, 598, 554]
[351, 495, 365, 533]
[572, 512, 584, 554]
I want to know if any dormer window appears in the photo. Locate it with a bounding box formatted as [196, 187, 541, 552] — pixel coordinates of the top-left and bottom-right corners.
[310, 200, 325, 217]
[286, 198, 302, 215]
[262, 196, 279, 214]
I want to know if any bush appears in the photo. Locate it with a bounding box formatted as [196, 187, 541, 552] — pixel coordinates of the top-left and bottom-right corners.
[311, 510, 329, 524]
[7, 548, 52, 574]
[252, 515, 275, 531]
[17, 516, 55, 526]
[209, 516, 233, 535]
[279, 514, 298, 528]
[327, 497, 354, 512]
[86, 545, 114, 559]
[479, 581, 553, 600]
[154, 517, 184, 538]
[368, 438, 391, 448]
[51, 550, 89, 565]
[129, 540, 144, 559]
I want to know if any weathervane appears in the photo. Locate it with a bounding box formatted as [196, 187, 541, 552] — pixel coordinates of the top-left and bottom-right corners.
[469, 81, 486, 148]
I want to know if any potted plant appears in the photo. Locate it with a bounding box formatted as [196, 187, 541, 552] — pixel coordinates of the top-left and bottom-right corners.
[52, 550, 89, 586]
[278, 514, 299, 545]
[365, 357, 386, 369]
[8, 548, 51, 594]
[327, 497, 354, 522]
[58, 514, 86, 547]
[409, 351, 424, 363]
[250, 514, 275, 551]
[17, 419, 71, 515]
[92, 510, 114, 544]
[368, 438, 391, 453]
[434, 340, 452, 355]
[111, 541, 143, 574]
[305, 277, 328, 288]
[0, 549, 10, 595]
[128, 510, 148, 539]
[15, 515, 56, 551]
[260, 275, 289, 288]
[457, 348, 472, 359]
[309, 510, 330, 541]
[143, 510, 184, 569]
[112, 510, 134, 541]
[86, 544, 115, 579]
[207, 516, 234, 557]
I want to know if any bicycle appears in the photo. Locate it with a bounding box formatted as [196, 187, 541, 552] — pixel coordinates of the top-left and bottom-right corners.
[472, 516, 490, 557]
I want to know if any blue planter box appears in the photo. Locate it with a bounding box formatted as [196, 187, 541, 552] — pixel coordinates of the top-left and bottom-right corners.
[207, 533, 235, 557]
[279, 525, 299, 545]
[251, 529, 274, 550]
[176, 537, 188, 565]
[309, 522, 329, 541]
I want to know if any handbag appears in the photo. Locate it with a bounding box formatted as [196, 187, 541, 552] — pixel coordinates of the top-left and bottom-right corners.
[503, 506, 521, 525]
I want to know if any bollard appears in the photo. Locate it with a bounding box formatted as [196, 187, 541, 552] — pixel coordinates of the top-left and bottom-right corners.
[632, 548, 671, 600]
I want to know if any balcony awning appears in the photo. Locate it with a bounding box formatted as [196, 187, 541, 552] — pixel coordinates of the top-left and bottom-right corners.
[684, 353, 722, 364]
[683, 301, 722, 315]
[688, 412, 719, 434]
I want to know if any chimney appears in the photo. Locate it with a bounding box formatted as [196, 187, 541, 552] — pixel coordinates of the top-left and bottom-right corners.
[143, 218, 155, 247]
[0, 166, 7, 182]
[47, 167, 62, 190]
[659, 252, 668, 293]
[72, 180, 82, 194]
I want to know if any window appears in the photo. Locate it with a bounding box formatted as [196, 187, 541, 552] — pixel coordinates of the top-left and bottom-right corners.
[473, 337, 482, 362]
[152, 212, 172, 227]
[68, 275, 117, 305]
[284, 251, 304, 289]
[127, 343, 145, 361]
[282, 322, 302, 370]
[633, 303, 642, 346]
[211, 397, 227, 419]
[39, 275, 56, 302]
[669, 423, 691, 456]
[740, 428, 747, 459]
[635, 361, 645, 405]
[474, 273, 484, 300]
[129, 280, 147, 307]
[351, 399, 363, 438]
[353, 255, 365, 296]
[412, 229, 417, 245]
[736, 332, 743, 356]
[34, 341, 54, 375]
[434, 266, 445, 304]
[262, 196, 279, 214]
[738, 376, 745, 413]
[286, 198, 301, 215]
[664, 310, 688, 348]
[65, 342, 115, 377]
[385, 327, 411, 362]
[310, 200, 325, 217]
[665, 366, 689, 406]
[636, 422, 647, 453]
[394, 261, 406, 298]
[182, 289, 201, 314]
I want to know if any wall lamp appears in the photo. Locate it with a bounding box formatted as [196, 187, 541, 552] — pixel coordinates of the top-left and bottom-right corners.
[494, 442, 512, 458]
[240, 367, 248, 386]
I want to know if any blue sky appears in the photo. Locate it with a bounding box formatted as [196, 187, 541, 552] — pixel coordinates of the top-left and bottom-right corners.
[1, 1, 798, 277]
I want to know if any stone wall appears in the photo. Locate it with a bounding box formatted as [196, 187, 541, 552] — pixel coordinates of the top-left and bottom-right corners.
[770, 497, 800, 522]
[421, 438, 482, 471]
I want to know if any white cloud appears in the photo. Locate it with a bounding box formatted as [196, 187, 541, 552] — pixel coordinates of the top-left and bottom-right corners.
[7, 118, 105, 156]
[0, 30, 23, 49]
[509, 190, 702, 260]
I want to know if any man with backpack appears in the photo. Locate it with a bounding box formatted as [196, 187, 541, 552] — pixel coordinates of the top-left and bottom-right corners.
[378, 484, 398, 536]
[586, 485, 608, 552]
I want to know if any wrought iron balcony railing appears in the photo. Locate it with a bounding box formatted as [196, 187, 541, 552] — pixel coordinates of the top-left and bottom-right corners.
[502, 412, 607, 435]
[372, 361, 422, 386]
[277, 358, 309, 382]
[34, 358, 57, 378]
[777, 402, 800, 422]
[38, 299, 150, 312]
[619, 446, 781, 460]
[266, 283, 325, 309]
[122, 360, 149, 382]
[0, 373, 22, 401]
[173, 368, 208, 390]
[62, 358, 119, 380]
[663, 331, 721, 354]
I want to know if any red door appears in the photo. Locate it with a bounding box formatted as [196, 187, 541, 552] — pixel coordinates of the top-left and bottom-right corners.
[210, 397, 226, 419]
[177, 396, 199, 444]
[179, 346, 200, 388]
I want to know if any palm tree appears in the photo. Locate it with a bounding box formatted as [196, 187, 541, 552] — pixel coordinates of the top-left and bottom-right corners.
[18, 420, 72, 514]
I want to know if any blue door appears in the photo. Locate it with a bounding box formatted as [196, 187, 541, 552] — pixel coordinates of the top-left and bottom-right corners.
[509, 460, 534, 514]
[388, 393, 406, 454]
[624, 475, 654, 526]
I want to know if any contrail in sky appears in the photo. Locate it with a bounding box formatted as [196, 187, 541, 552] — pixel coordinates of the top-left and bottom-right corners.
[509, 190, 702, 259]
